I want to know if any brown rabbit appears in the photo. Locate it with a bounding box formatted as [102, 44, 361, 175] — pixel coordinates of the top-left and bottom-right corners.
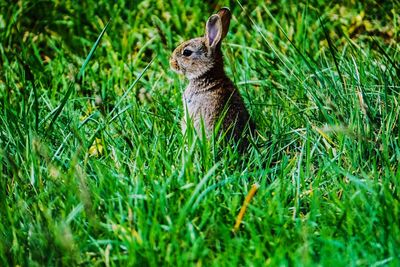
[170, 8, 255, 148]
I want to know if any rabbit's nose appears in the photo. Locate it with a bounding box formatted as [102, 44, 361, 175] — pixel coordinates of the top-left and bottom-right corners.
[170, 57, 180, 72]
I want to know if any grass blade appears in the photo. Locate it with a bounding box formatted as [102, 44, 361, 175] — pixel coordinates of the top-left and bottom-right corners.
[46, 20, 111, 133]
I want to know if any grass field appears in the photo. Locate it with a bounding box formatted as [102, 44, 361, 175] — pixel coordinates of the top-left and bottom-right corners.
[1, 0, 400, 266]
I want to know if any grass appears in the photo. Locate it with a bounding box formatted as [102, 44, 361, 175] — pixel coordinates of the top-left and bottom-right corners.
[1, 0, 400, 266]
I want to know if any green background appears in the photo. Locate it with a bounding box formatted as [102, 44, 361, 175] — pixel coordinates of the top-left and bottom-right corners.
[1, 0, 399, 266]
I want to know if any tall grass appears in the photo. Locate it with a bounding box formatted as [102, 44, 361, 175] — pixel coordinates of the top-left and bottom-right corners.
[0, 0, 399, 265]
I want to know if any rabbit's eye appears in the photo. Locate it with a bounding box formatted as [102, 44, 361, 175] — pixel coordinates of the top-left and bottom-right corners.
[182, 49, 193, 57]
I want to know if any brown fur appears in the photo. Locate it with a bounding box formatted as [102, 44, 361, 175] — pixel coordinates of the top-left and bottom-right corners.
[170, 8, 255, 147]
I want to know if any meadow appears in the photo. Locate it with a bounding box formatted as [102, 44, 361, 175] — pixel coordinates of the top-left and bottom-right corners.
[1, 0, 399, 265]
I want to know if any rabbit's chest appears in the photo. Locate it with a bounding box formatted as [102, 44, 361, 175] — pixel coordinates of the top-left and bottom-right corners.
[184, 92, 215, 114]
[183, 90, 222, 125]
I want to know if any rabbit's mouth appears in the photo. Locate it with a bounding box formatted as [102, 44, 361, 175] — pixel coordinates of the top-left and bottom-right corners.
[170, 57, 182, 74]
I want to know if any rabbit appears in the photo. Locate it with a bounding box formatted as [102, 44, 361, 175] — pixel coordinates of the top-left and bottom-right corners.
[170, 7, 255, 149]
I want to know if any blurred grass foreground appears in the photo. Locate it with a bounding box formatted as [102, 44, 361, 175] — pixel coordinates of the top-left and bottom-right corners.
[1, 0, 400, 266]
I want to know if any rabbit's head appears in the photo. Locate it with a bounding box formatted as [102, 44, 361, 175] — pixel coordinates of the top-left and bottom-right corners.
[170, 8, 231, 80]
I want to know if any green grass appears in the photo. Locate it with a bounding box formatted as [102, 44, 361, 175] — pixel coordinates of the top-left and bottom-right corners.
[1, 0, 400, 266]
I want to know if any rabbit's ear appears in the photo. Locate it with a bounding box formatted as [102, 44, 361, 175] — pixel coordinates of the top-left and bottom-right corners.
[205, 14, 223, 48]
[217, 7, 231, 39]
